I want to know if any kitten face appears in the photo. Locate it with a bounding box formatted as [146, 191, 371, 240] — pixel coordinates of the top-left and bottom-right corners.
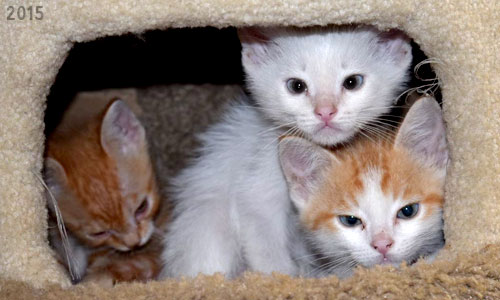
[279, 97, 447, 277]
[45, 100, 160, 251]
[305, 154, 444, 276]
[240, 26, 412, 146]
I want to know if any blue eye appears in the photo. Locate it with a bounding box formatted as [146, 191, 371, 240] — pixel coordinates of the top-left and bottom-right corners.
[342, 74, 364, 90]
[397, 203, 420, 219]
[339, 215, 362, 227]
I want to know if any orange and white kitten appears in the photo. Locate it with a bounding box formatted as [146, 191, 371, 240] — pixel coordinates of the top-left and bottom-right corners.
[279, 97, 448, 277]
[44, 99, 161, 283]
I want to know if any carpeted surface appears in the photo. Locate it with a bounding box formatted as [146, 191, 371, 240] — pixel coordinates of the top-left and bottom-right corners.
[0, 0, 498, 297]
[137, 84, 242, 194]
[1, 244, 500, 299]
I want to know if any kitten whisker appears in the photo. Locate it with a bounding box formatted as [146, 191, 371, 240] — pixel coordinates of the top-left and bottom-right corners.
[395, 78, 441, 105]
[245, 125, 302, 164]
[360, 127, 394, 143]
[233, 105, 293, 115]
[254, 121, 297, 137]
[356, 106, 401, 112]
[33, 171, 81, 282]
[228, 121, 296, 157]
[311, 255, 358, 277]
[354, 116, 405, 124]
[357, 111, 401, 120]
[356, 129, 377, 144]
[365, 120, 400, 129]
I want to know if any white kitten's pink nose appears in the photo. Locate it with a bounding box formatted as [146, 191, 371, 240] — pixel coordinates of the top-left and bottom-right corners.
[314, 105, 337, 123]
[371, 232, 394, 255]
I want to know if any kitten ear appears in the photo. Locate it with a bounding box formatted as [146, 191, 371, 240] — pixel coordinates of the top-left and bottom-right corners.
[376, 29, 412, 67]
[44, 157, 67, 212]
[238, 27, 276, 67]
[395, 97, 448, 175]
[279, 137, 335, 211]
[100, 99, 146, 158]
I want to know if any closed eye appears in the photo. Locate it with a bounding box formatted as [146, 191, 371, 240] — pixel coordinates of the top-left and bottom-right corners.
[135, 197, 149, 221]
[89, 230, 110, 239]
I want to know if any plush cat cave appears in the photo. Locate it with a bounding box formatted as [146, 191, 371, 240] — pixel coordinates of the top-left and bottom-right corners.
[1, 0, 499, 298]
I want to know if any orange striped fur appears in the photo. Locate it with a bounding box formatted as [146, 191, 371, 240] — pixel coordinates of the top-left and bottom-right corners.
[303, 139, 444, 232]
[45, 99, 163, 284]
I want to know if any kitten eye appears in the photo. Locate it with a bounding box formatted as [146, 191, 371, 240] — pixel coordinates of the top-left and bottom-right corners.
[90, 230, 110, 239]
[397, 203, 420, 219]
[135, 198, 149, 221]
[286, 78, 308, 94]
[339, 215, 362, 227]
[342, 74, 364, 90]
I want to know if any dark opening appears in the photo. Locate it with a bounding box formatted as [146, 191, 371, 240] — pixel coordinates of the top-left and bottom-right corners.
[44, 26, 442, 284]
[46, 27, 441, 134]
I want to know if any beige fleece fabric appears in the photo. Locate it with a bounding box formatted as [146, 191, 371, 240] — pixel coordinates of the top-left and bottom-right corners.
[1, 244, 500, 299]
[0, 0, 498, 295]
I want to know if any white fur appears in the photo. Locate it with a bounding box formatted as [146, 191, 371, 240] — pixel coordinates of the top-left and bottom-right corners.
[242, 26, 412, 146]
[278, 137, 334, 211]
[280, 97, 447, 278]
[307, 168, 444, 278]
[161, 26, 412, 278]
[48, 219, 89, 283]
[161, 102, 303, 277]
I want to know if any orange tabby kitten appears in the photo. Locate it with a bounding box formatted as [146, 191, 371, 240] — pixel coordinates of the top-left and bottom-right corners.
[279, 97, 448, 277]
[45, 99, 162, 284]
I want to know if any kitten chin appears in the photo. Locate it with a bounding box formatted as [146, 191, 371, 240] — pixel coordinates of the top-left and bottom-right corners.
[305, 125, 356, 146]
[279, 96, 448, 277]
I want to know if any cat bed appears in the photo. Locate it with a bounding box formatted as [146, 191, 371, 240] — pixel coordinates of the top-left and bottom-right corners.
[0, 0, 498, 298]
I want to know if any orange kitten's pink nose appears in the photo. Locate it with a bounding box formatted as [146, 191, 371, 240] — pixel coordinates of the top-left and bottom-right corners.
[314, 105, 337, 123]
[121, 232, 141, 250]
[371, 233, 394, 255]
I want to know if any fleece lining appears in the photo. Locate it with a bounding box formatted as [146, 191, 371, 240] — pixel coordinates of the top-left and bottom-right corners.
[0, 0, 498, 296]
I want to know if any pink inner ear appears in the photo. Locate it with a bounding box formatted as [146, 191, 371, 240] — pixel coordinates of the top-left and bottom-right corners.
[377, 29, 411, 63]
[280, 139, 331, 188]
[101, 100, 145, 157]
[238, 27, 275, 66]
[286, 152, 310, 178]
[112, 105, 141, 144]
[395, 97, 448, 169]
[378, 29, 409, 43]
[238, 27, 270, 44]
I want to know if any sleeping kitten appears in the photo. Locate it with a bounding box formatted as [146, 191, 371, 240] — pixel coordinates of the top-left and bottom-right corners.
[45, 99, 161, 283]
[279, 97, 447, 277]
[161, 26, 413, 278]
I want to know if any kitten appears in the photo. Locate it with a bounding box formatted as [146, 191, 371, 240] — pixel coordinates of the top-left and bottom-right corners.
[161, 26, 413, 278]
[279, 97, 447, 277]
[45, 99, 161, 283]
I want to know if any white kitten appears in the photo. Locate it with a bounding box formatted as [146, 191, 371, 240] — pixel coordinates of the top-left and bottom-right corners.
[161, 26, 413, 278]
[279, 97, 447, 278]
